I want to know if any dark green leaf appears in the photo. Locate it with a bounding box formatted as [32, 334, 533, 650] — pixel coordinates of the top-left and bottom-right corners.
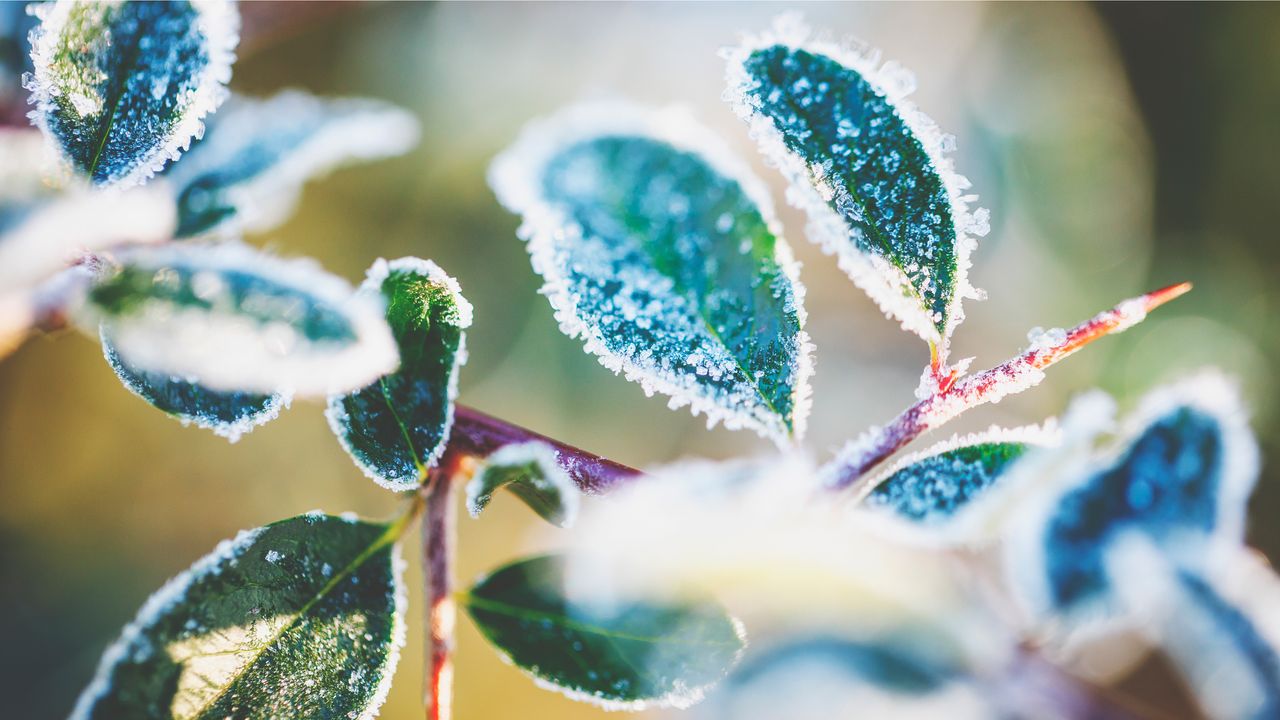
[725, 20, 987, 358]
[327, 257, 471, 490]
[465, 441, 579, 527]
[464, 554, 745, 709]
[26, 0, 239, 186]
[490, 104, 812, 444]
[70, 512, 406, 720]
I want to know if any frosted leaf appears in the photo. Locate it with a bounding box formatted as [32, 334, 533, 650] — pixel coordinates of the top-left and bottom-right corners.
[164, 90, 419, 238]
[1008, 373, 1259, 625]
[723, 15, 986, 362]
[327, 257, 471, 491]
[463, 554, 745, 710]
[861, 424, 1058, 540]
[70, 512, 406, 720]
[465, 441, 580, 528]
[76, 242, 398, 398]
[490, 102, 813, 444]
[101, 329, 290, 442]
[25, 0, 238, 187]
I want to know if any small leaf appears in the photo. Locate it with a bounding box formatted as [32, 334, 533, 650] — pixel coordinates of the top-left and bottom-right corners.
[326, 257, 472, 490]
[863, 425, 1055, 532]
[1011, 374, 1258, 621]
[490, 102, 812, 443]
[78, 242, 398, 398]
[165, 90, 420, 238]
[102, 330, 290, 442]
[463, 554, 745, 710]
[25, 0, 239, 187]
[724, 15, 987, 360]
[465, 441, 579, 527]
[71, 512, 406, 720]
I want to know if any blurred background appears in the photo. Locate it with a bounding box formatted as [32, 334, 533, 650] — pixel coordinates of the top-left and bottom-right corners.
[1, 2, 1277, 718]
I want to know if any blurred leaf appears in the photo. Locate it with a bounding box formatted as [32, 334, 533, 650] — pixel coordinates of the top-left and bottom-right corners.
[101, 330, 289, 442]
[463, 554, 745, 709]
[25, 0, 239, 187]
[70, 512, 405, 720]
[490, 104, 812, 444]
[725, 18, 987, 359]
[166, 90, 419, 238]
[465, 441, 579, 528]
[327, 257, 471, 491]
[80, 242, 397, 398]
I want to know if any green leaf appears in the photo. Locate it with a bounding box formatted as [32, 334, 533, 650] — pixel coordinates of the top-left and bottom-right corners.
[724, 17, 987, 360]
[465, 441, 579, 527]
[326, 257, 472, 490]
[80, 242, 398, 398]
[25, 0, 239, 186]
[490, 103, 812, 444]
[101, 330, 290, 442]
[166, 90, 419, 238]
[463, 554, 745, 710]
[70, 512, 406, 720]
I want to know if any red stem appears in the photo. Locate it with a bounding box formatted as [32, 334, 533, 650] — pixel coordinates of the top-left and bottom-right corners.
[826, 283, 1191, 493]
[421, 454, 462, 720]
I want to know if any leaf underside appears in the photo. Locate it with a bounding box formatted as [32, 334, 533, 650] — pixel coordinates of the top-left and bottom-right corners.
[29, 0, 236, 186]
[866, 442, 1028, 524]
[71, 513, 402, 720]
[464, 554, 744, 708]
[501, 127, 808, 441]
[737, 45, 960, 341]
[328, 258, 469, 490]
[466, 442, 578, 527]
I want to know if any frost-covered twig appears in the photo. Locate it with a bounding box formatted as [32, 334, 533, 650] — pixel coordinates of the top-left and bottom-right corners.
[421, 454, 462, 720]
[448, 405, 642, 494]
[825, 283, 1192, 494]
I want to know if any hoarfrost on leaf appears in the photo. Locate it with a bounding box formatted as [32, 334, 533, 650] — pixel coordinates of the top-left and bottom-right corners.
[327, 257, 471, 491]
[723, 14, 986, 364]
[465, 441, 580, 528]
[490, 102, 813, 444]
[69, 512, 406, 720]
[164, 90, 420, 238]
[25, 0, 239, 187]
[77, 242, 398, 398]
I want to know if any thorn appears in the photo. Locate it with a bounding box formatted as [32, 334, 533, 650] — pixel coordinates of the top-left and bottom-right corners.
[1141, 281, 1192, 312]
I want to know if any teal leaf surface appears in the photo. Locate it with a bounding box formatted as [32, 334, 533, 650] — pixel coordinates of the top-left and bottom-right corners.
[166, 90, 419, 238]
[102, 330, 289, 442]
[490, 103, 812, 443]
[327, 257, 471, 491]
[465, 441, 579, 527]
[724, 16, 987, 359]
[70, 512, 406, 720]
[464, 554, 746, 709]
[25, 0, 239, 187]
[80, 242, 397, 398]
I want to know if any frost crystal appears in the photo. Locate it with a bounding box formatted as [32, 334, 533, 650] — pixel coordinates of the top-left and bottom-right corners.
[723, 14, 986, 362]
[164, 89, 420, 238]
[489, 101, 813, 444]
[80, 242, 398, 398]
[25, 0, 239, 187]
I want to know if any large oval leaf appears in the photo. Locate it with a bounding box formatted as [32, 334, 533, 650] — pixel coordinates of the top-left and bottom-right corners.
[463, 554, 745, 710]
[102, 330, 289, 442]
[326, 257, 471, 490]
[70, 512, 406, 720]
[25, 0, 238, 187]
[490, 103, 812, 443]
[81, 242, 398, 398]
[165, 90, 420, 238]
[724, 17, 987, 361]
[464, 441, 579, 528]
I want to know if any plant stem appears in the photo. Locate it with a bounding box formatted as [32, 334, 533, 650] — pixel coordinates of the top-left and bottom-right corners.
[448, 405, 642, 493]
[421, 453, 463, 720]
[825, 282, 1192, 494]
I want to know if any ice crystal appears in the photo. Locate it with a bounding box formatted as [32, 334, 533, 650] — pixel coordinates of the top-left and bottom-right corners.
[490, 102, 813, 444]
[25, 0, 239, 186]
[723, 14, 986, 362]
